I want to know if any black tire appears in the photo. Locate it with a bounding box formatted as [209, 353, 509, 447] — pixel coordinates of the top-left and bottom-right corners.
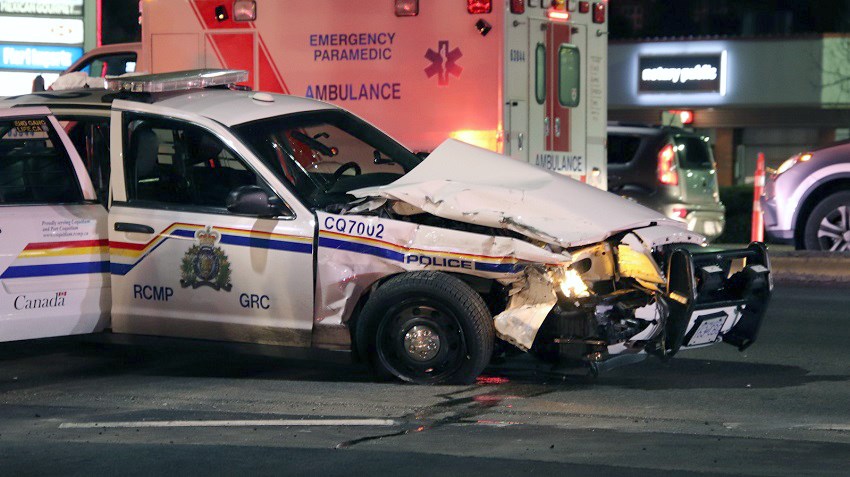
[356, 271, 494, 385]
[803, 191, 850, 251]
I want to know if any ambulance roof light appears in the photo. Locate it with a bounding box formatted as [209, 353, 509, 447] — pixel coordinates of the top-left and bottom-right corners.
[105, 69, 249, 93]
[233, 0, 257, 21]
[549, 0, 570, 20]
[467, 0, 492, 14]
[395, 0, 419, 16]
[592, 2, 606, 23]
[547, 10, 570, 21]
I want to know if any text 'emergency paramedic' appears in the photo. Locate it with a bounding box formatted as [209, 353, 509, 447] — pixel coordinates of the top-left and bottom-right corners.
[310, 32, 396, 62]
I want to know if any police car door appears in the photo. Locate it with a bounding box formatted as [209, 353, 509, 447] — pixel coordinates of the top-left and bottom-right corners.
[107, 105, 315, 346]
[0, 107, 109, 343]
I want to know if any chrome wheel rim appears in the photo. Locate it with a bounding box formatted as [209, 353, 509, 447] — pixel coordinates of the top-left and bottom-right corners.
[818, 205, 850, 251]
[403, 325, 441, 362]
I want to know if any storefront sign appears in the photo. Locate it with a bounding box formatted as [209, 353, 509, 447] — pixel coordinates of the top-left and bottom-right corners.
[0, 71, 59, 95]
[639, 53, 724, 94]
[0, 17, 84, 44]
[0, 44, 83, 71]
[0, 0, 83, 16]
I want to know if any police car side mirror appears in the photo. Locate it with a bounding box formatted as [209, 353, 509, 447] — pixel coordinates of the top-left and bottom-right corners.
[226, 185, 284, 217]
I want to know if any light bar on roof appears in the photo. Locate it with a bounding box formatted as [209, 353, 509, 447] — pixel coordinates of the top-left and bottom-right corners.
[104, 69, 249, 93]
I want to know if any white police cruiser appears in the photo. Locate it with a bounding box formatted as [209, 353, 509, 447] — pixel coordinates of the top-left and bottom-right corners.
[0, 70, 772, 384]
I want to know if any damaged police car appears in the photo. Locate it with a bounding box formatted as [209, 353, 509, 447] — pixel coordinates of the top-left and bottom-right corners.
[0, 70, 771, 384]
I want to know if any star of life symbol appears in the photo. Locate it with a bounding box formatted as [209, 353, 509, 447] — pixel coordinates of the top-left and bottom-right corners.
[180, 226, 232, 291]
[424, 40, 463, 86]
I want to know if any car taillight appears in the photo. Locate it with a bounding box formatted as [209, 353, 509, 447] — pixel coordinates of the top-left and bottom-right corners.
[592, 2, 606, 23]
[467, 0, 492, 14]
[672, 206, 688, 219]
[395, 0, 419, 16]
[658, 144, 679, 186]
[579, 1, 589, 13]
[510, 0, 525, 14]
[667, 109, 694, 125]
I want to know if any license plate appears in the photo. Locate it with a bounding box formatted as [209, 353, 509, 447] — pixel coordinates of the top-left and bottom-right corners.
[687, 313, 727, 346]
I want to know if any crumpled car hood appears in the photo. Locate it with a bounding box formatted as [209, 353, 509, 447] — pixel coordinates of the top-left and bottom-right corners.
[351, 139, 688, 247]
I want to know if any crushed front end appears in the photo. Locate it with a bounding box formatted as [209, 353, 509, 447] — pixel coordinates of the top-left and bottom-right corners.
[331, 140, 772, 373]
[496, 229, 772, 372]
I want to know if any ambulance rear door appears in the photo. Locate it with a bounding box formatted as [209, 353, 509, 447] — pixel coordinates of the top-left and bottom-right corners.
[529, 18, 588, 184]
[0, 107, 109, 343]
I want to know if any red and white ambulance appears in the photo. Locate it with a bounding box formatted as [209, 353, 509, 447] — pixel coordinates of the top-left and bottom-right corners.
[134, 0, 609, 188]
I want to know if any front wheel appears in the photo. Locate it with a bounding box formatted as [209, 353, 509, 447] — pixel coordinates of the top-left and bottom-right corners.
[356, 271, 494, 385]
[803, 191, 850, 251]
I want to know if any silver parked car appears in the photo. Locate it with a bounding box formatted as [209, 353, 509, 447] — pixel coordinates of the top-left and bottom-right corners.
[607, 124, 726, 241]
[763, 142, 850, 251]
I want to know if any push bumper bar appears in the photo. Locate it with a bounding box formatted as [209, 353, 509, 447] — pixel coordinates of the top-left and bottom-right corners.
[661, 242, 772, 357]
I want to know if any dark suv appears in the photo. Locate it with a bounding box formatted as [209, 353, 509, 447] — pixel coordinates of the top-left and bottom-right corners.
[607, 124, 725, 241]
[763, 142, 850, 251]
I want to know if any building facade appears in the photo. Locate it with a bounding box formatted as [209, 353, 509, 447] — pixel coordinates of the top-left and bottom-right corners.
[609, 35, 850, 186]
[0, 0, 98, 95]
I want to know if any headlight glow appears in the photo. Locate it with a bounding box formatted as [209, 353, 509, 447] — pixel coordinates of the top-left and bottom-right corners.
[776, 152, 811, 176]
[775, 157, 797, 175]
[559, 268, 590, 299]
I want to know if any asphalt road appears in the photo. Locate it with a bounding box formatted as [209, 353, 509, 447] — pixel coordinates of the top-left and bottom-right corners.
[1, 284, 849, 476]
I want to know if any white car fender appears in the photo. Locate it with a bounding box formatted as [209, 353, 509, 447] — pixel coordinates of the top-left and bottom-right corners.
[314, 211, 571, 327]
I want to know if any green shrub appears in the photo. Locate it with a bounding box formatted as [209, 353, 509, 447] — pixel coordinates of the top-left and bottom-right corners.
[716, 185, 754, 244]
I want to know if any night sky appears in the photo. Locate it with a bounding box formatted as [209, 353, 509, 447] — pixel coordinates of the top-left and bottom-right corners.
[101, 0, 141, 45]
[99, 0, 850, 45]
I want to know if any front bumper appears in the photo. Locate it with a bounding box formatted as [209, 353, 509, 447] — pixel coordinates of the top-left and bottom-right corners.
[660, 242, 772, 357]
[761, 196, 795, 244]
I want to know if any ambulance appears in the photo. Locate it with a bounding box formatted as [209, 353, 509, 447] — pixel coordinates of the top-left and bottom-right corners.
[133, 0, 610, 188]
[0, 71, 772, 384]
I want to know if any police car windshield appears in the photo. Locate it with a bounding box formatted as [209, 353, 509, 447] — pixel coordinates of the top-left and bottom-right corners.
[234, 110, 420, 207]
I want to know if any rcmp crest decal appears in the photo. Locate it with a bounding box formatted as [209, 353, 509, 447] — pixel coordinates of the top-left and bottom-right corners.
[180, 227, 232, 291]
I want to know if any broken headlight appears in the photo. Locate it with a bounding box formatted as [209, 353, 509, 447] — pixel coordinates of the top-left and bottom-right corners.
[555, 267, 590, 299]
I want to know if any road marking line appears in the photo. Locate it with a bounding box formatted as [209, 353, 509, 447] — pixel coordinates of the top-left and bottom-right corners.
[59, 419, 398, 429]
[799, 424, 850, 431]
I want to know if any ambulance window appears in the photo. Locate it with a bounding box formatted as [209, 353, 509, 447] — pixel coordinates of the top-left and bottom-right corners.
[558, 44, 580, 108]
[0, 116, 83, 205]
[78, 52, 138, 77]
[535, 43, 546, 105]
[123, 115, 280, 214]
